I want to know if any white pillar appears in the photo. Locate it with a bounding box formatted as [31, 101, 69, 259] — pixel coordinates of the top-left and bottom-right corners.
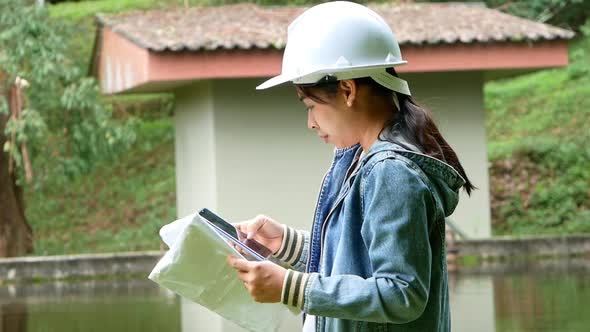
[175, 81, 224, 332]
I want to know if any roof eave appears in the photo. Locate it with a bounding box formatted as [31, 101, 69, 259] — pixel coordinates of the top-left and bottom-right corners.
[94, 25, 572, 95]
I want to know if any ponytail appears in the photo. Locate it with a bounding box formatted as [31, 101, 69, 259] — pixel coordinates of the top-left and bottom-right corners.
[382, 92, 475, 195]
[381, 68, 475, 195]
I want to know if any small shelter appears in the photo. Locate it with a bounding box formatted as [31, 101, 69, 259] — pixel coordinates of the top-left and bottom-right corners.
[91, 3, 572, 330]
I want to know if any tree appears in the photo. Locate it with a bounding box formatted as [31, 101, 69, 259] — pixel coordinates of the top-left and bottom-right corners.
[0, 0, 136, 257]
[424, 0, 589, 31]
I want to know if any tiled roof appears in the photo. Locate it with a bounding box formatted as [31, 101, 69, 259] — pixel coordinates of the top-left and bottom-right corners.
[96, 2, 574, 52]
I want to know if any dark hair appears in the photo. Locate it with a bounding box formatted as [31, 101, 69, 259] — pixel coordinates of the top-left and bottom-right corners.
[296, 68, 475, 195]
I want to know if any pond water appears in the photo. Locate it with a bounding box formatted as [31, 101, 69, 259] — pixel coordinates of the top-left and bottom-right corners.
[1, 258, 588, 332]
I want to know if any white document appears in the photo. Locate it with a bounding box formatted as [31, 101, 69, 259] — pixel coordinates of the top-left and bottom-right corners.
[149, 213, 292, 332]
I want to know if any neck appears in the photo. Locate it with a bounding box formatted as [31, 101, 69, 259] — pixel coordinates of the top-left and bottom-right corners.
[356, 100, 394, 153]
[358, 122, 383, 153]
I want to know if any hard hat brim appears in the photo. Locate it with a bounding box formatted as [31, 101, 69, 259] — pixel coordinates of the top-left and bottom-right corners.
[256, 74, 292, 90]
[256, 61, 408, 91]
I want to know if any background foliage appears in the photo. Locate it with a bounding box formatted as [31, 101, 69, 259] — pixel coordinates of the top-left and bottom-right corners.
[0, 0, 137, 187]
[424, 0, 589, 30]
[2, 0, 586, 254]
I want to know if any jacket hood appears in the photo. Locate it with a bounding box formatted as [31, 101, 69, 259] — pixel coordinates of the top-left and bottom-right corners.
[363, 140, 466, 217]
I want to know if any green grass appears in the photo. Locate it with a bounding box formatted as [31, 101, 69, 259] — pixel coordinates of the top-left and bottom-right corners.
[25, 118, 176, 255]
[47, 0, 338, 20]
[49, 0, 204, 19]
[485, 22, 590, 236]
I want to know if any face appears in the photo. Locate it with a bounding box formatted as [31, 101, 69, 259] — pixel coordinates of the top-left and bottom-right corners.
[299, 90, 360, 148]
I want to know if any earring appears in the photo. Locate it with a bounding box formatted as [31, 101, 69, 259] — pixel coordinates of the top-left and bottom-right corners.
[347, 101, 352, 107]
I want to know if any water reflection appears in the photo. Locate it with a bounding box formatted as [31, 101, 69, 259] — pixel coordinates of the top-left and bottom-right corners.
[450, 257, 590, 332]
[0, 280, 180, 332]
[0, 257, 588, 332]
[493, 272, 589, 332]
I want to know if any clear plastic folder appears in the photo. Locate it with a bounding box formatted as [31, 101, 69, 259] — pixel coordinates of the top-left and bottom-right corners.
[148, 213, 291, 332]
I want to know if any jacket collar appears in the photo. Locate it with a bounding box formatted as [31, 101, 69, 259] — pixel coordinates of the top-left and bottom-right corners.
[362, 139, 466, 191]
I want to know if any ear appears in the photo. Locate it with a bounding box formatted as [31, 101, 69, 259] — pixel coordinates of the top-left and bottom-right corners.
[339, 80, 357, 107]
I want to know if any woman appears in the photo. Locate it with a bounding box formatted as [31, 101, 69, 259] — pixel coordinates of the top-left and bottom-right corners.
[227, 2, 474, 331]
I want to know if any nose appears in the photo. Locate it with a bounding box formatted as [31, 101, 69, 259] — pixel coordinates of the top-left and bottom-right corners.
[307, 109, 317, 130]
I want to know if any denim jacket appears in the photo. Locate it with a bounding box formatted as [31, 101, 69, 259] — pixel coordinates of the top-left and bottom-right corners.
[273, 139, 465, 331]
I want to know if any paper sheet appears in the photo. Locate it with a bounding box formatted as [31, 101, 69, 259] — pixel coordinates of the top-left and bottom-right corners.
[149, 214, 292, 332]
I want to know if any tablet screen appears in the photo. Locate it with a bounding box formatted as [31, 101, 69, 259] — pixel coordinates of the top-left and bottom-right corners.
[198, 208, 272, 260]
[199, 208, 239, 240]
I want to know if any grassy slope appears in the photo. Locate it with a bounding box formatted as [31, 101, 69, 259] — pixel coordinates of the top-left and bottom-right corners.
[485, 26, 590, 235]
[26, 119, 176, 255]
[24, 1, 589, 255]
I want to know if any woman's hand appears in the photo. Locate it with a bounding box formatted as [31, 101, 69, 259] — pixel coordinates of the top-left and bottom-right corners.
[234, 215, 284, 255]
[227, 256, 286, 303]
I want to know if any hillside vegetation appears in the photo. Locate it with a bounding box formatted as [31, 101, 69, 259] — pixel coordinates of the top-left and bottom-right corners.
[486, 22, 590, 235]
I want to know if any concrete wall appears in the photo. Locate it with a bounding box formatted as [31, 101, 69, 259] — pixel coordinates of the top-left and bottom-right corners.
[457, 235, 590, 259]
[176, 73, 490, 237]
[0, 252, 161, 282]
[215, 73, 490, 237]
[211, 79, 333, 228]
[404, 71, 491, 238]
[173, 72, 491, 331]
[3, 235, 587, 283]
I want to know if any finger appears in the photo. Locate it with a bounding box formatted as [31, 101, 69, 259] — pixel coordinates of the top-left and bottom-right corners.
[243, 279, 253, 292]
[227, 240, 239, 250]
[230, 242, 241, 252]
[233, 222, 248, 234]
[237, 270, 249, 282]
[227, 256, 252, 272]
[227, 241, 244, 256]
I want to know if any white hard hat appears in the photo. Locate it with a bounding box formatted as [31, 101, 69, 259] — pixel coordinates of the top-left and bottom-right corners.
[257, 1, 410, 95]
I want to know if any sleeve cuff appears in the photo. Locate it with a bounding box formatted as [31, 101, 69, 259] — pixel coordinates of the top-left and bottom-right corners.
[280, 270, 313, 310]
[273, 225, 305, 266]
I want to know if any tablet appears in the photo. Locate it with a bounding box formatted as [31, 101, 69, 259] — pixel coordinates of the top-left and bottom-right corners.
[198, 208, 273, 261]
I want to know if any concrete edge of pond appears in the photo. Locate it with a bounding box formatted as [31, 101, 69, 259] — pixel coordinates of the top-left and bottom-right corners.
[1, 234, 590, 282]
[448, 234, 590, 274]
[0, 251, 163, 283]
[454, 234, 590, 258]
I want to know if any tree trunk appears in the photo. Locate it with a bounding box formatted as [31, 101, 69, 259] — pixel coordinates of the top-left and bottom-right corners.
[0, 89, 33, 258]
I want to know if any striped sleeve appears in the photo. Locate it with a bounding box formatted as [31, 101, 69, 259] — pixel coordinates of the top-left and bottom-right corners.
[280, 269, 317, 310]
[273, 225, 307, 268]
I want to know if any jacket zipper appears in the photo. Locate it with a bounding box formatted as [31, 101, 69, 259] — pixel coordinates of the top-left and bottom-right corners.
[306, 161, 335, 272]
[311, 160, 361, 332]
[306, 148, 359, 272]
[317, 164, 362, 272]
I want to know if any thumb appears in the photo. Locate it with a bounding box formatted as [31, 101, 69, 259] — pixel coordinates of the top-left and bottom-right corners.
[246, 216, 267, 239]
